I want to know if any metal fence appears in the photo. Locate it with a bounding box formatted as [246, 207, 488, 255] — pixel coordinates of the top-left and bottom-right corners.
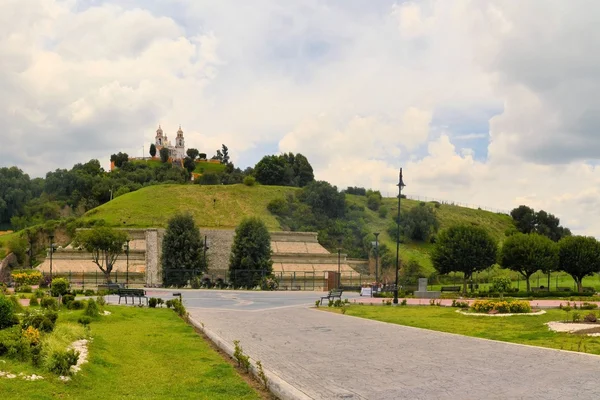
[44, 271, 145, 289]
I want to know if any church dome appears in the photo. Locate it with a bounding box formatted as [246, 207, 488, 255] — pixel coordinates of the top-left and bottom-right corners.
[156, 124, 163, 135]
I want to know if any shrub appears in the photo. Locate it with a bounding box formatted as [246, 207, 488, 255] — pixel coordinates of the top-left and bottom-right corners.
[34, 289, 45, 299]
[23, 326, 41, 346]
[378, 206, 388, 219]
[0, 296, 18, 329]
[190, 276, 202, 289]
[572, 312, 582, 322]
[68, 300, 85, 310]
[165, 300, 174, 309]
[267, 198, 287, 215]
[11, 270, 43, 287]
[400, 299, 407, 306]
[40, 297, 58, 310]
[62, 294, 75, 305]
[29, 297, 39, 307]
[17, 285, 33, 293]
[21, 313, 55, 333]
[261, 275, 278, 291]
[243, 176, 256, 186]
[149, 298, 158, 308]
[471, 300, 531, 314]
[84, 289, 95, 296]
[157, 298, 164, 308]
[172, 298, 187, 318]
[584, 313, 597, 323]
[46, 348, 79, 375]
[366, 194, 381, 211]
[0, 327, 31, 361]
[580, 302, 598, 310]
[78, 316, 92, 327]
[84, 298, 100, 318]
[50, 278, 69, 297]
[96, 296, 106, 306]
[451, 299, 470, 308]
[39, 275, 51, 288]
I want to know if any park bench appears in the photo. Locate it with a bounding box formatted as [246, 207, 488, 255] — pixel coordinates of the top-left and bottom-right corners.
[117, 288, 148, 305]
[556, 287, 571, 292]
[583, 287, 596, 293]
[441, 286, 461, 292]
[321, 289, 343, 303]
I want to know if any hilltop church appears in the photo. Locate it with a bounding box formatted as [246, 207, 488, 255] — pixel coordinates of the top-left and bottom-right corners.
[155, 125, 185, 160]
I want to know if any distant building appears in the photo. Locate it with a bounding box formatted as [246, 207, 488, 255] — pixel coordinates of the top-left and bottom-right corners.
[155, 125, 185, 160]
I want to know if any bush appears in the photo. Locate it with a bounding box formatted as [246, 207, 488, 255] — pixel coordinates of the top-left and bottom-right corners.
[11, 270, 42, 287]
[0, 296, 18, 329]
[84, 289, 95, 296]
[21, 313, 54, 333]
[190, 276, 202, 289]
[68, 300, 85, 310]
[40, 297, 58, 310]
[584, 313, 597, 323]
[471, 300, 531, 314]
[62, 294, 75, 305]
[165, 300, 174, 309]
[78, 316, 92, 327]
[171, 298, 187, 317]
[0, 326, 31, 361]
[267, 198, 287, 215]
[366, 194, 381, 211]
[17, 285, 33, 293]
[96, 296, 106, 306]
[149, 298, 158, 308]
[580, 302, 598, 310]
[29, 297, 39, 307]
[84, 298, 100, 318]
[50, 278, 69, 297]
[243, 176, 256, 186]
[451, 299, 470, 308]
[260, 275, 278, 291]
[46, 348, 79, 375]
[39, 275, 51, 288]
[378, 206, 388, 219]
[34, 289, 45, 299]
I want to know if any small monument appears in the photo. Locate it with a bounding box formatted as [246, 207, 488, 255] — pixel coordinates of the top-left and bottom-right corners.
[414, 278, 441, 299]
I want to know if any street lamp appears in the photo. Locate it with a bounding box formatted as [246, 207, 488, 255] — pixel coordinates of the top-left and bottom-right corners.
[373, 232, 380, 286]
[393, 168, 406, 305]
[337, 248, 342, 289]
[125, 239, 130, 287]
[48, 234, 54, 287]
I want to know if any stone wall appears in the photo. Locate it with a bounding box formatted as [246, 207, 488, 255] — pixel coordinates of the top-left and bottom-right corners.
[145, 229, 164, 287]
[202, 229, 235, 272]
[0, 252, 18, 282]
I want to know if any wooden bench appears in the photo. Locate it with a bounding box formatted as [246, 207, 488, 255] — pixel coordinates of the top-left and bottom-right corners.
[117, 288, 148, 305]
[321, 289, 343, 303]
[441, 286, 461, 292]
[556, 287, 571, 292]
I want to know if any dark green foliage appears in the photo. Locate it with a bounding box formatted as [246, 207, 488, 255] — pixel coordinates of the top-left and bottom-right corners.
[84, 298, 100, 317]
[367, 193, 381, 211]
[390, 204, 439, 242]
[84, 289, 95, 296]
[401, 259, 425, 285]
[197, 172, 220, 185]
[183, 157, 196, 175]
[69, 300, 85, 310]
[558, 236, 600, 293]
[510, 205, 571, 241]
[229, 217, 273, 288]
[378, 206, 388, 218]
[254, 153, 314, 187]
[149, 144, 157, 157]
[431, 225, 497, 293]
[186, 148, 199, 160]
[165, 299, 174, 309]
[40, 297, 58, 310]
[0, 167, 34, 224]
[78, 316, 92, 326]
[162, 213, 207, 287]
[0, 326, 31, 361]
[50, 278, 69, 296]
[159, 147, 170, 163]
[29, 297, 39, 306]
[110, 152, 129, 168]
[62, 294, 75, 305]
[149, 298, 158, 308]
[221, 144, 230, 164]
[21, 312, 54, 333]
[345, 187, 366, 196]
[500, 233, 558, 292]
[297, 181, 345, 219]
[198, 153, 207, 160]
[0, 296, 17, 329]
[243, 176, 256, 186]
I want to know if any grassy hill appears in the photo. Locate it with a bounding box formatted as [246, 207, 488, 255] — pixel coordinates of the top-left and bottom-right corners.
[346, 195, 513, 273]
[3, 184, 514, 277]
[80, 184, 295, 230]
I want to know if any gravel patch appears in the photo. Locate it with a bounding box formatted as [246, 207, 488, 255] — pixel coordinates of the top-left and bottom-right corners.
[546, 321, 600, 335]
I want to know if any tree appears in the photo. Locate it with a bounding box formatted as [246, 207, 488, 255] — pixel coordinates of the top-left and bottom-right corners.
[254, 153, 315, 187]
[159, 147, 170, 163]
[431, 225, 497, 293]
[292, 153, 314, 187]
[229, 217, 273, 288]
[510, 205, 571, 241]
[197, 172, 221, 185]
[149, 144, 157, 158]
[558, 236, 600, 293]
[0, 167, 33, 224]
[389, 204, 439, 242]
[500, 233, 558, 292]
[110, 152, 129, 168]
[198, 153, 207, 160]
[297, 181, 345, 219]
[74, 227, 129, 283]
[221, 144, 230, 164]
[254, 155, 287, 185]
[186, 148, 199, 161]
[161, 213, 206, 287]
[214, 149, 224, 162]
[183, 157, 196, 176]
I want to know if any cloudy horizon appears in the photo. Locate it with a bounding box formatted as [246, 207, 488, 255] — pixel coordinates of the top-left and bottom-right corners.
[2, 1, 599, 235]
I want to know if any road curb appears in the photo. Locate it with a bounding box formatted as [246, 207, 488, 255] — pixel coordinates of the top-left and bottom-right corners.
[188, 316, 312, 400]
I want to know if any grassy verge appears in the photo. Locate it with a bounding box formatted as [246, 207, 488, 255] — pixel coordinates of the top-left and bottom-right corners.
[1, 306, 262, 399]
[327, 305, 600, 355]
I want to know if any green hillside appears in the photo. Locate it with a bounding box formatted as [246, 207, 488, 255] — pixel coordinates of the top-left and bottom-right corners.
[81, 184, 295, 230]
[346, 195, 513, 272]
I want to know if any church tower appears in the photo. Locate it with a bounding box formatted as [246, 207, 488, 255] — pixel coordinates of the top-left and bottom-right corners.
[155, 125, 164, 149]
[175, 125, 185, 159]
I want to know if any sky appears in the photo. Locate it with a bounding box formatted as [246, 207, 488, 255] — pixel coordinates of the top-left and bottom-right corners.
[2, 0, 600, 236]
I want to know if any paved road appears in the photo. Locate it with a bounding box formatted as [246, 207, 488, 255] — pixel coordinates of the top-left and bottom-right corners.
[110, 290, 600, 399]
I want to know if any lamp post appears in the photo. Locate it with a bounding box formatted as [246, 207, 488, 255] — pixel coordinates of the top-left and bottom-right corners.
[48, 234, 54, 287]
[337, 248, 341, 289]
[374, 232, 380, 286]
[125, 239, 130, 288]
[393, 168, 406, 305]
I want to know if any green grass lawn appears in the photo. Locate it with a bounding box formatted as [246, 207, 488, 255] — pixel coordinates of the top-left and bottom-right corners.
[80, 184, 296, 229]
[194, 161, 226, 174]
[1, 306, 261, 400]
[333, 305, 600, 354]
